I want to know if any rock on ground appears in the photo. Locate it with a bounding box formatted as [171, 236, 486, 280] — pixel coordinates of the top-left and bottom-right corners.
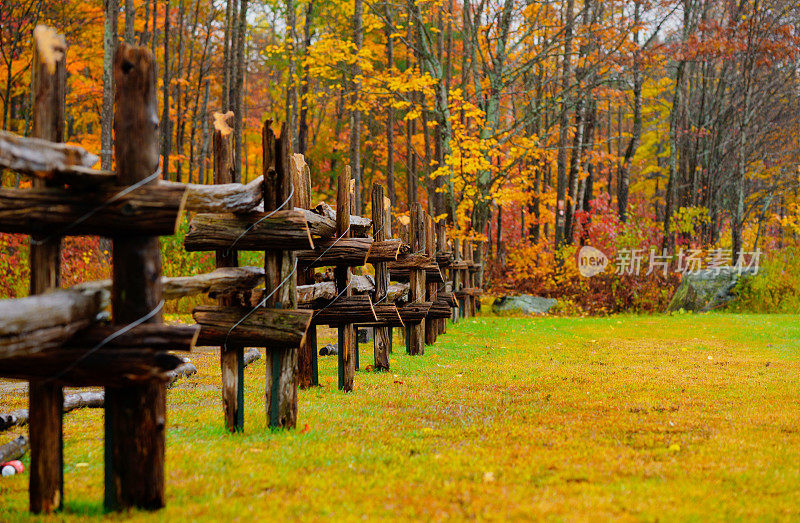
[667, 267, 756, 312]
[492, 295, 558, 315]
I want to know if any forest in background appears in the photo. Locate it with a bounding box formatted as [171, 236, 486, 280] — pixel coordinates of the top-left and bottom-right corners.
[2, 0, 800, 311]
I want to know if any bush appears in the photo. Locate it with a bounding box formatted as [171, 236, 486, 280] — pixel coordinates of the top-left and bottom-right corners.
[729, 247, 800, 313]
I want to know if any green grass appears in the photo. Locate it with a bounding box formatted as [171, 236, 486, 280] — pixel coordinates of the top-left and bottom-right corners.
[2, 312, 800, 520]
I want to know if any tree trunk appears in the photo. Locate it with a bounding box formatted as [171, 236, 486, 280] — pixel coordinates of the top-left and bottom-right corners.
[349, 0, 363, 214]
[101, 0, 119, 171]
[555, 0, 575, 250]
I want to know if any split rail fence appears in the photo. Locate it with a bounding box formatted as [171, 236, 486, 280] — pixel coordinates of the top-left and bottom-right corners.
[0, 28, 483, 515]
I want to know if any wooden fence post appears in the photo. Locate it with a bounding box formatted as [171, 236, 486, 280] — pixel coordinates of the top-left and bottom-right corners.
[452, 240, 461, 323]
[436, 221, 448, 335]
[213, 111, 244, 433]
[104, 42, 166, 511]
[385, 197, 394, 354]
[424, 213, 437, 345]
[407, 202, 425, 355]
[372, 183, 390, 370]
[295, 155, 317, 388]
[336, 167, 356, 390]
[28, 25, 66, 514]
[263, 122, 299, 427]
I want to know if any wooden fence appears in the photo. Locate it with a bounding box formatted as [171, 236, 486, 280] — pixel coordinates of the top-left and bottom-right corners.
[0, 28, 482, 515]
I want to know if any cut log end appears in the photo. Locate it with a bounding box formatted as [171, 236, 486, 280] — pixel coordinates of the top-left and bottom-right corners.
[213, 111, 234, 136]
[34, 25, 66, 75]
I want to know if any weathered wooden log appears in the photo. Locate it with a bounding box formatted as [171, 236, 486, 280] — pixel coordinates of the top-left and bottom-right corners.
[105, 42, 167, 511]
[455, 287, 483, 297]
[0, 410, 29, 432]
[28, 25, 67, 514]
[297, 237, 371, 267]
[208, 113, 245, 433]
[435, 222, 449, 335]
[399, 302, 432, 325]
[296, 238, 403, 269]
[297, 281, 337, 303]
[390, 263, 445, 284]
[160, 176, 262, 213]
[386, 252, 431, 270]
[388, 283, 410, 303]
[425, 214, 438, 345]
[0, 391, 103, 433]
[193, 306, 311, 348]
[315, 272, 375, 292]
[166, 358, 197, 387]
[244, 347, 261, 366]
[64, 324, 198, 352]
[312, 201, 372, 237]
[0, 183, 187, 237]
[372, 184, 391, 369]
[334, 168, 356, 391]
[450, 260, 469, 270]
[306, 295, 377, 326]
[436, 251, 453, 267]
[0, 130, 108, 183]
[184, 210, 315, 252]
[61, 391, 105, 410]
[0, 289, 108, 360]
[357, 303, 404, 328]
[294, 155, 317, 389]
[262, 122, 300, 429]
[74, 267, 264, 301]
[407, 203, 426, 355]
[2, 349, 185, 385]
[0, 435, 29, 464]
[428, 299, 453, 320]
[439, 291, 458, 307]
[297, 207, 338, 239]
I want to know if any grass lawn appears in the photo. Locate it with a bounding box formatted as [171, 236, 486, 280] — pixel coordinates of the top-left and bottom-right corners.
[1, 312, 799, 520]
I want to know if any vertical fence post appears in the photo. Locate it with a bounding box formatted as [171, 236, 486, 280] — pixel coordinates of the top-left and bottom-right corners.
[28, 25, 66, 515]
[372, 183, 390, 370]
[213, 111, 244, 433]
[407, 202, 425, 355]
[385, 197, 394, 353]
[424, 213, 437, 345]
[295, 155, 317, 388]
[104, 42, 166, 511]
[461, 239, 472, 317]
[336, 167, 356, 390]
[263, 122, 299, 427]
[452, 240, 461, 323]
[436, 221, 448, 335]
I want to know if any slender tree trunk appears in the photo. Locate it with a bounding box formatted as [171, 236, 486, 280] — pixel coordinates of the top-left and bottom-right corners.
[297, 1, 314, 155]
[101, 0, 119, 171]
[161, 0, 170, 179]
[124, 0, 135, 44]
[285, 0, 298, 152]
[385, 4, 396, 206]
[349, 0, 363, 213]
[617, 1, 642, 222]
[555, 0, 575, 250]
[233, 0, 247, 183]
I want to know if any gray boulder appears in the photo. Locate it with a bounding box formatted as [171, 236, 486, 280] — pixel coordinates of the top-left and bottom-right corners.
[492, 295, 558, 315]
[667, 267, 756, 312]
